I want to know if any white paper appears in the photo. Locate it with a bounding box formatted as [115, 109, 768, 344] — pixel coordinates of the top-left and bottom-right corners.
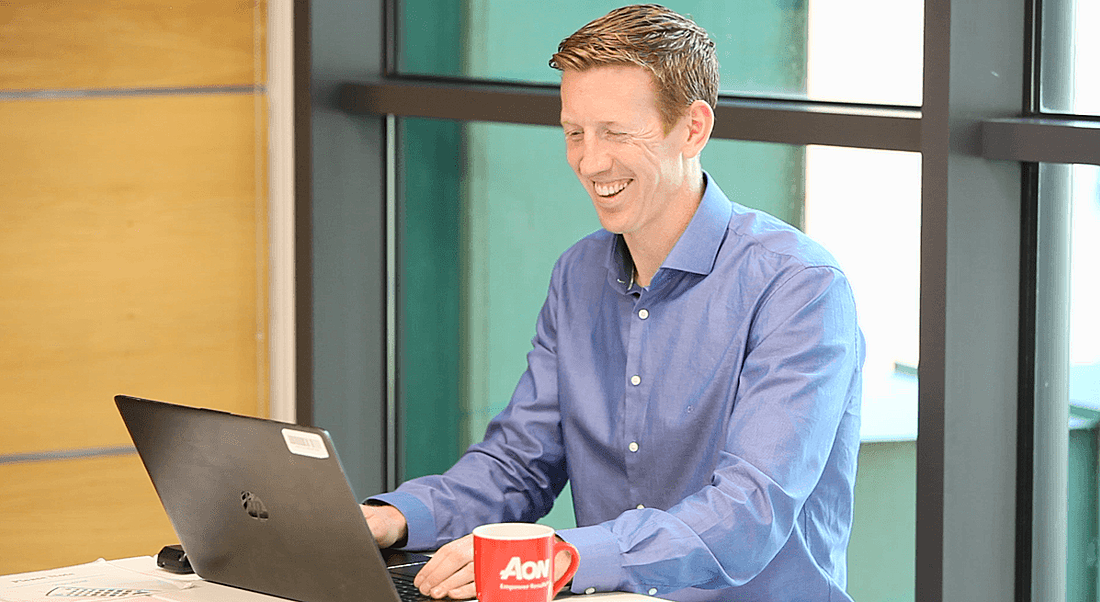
[0, 559, 194, 602]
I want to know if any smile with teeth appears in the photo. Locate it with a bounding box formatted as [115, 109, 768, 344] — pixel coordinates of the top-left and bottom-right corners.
[593, 179, 631, 197]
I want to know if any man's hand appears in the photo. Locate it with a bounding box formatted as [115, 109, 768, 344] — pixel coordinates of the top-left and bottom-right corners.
[413, 534, 475, 600]
[412, 534, 577, 600]
[360, 503, 408, 549]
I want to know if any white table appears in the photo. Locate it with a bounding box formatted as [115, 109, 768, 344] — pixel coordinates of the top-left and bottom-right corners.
[0, 556, 665, 602]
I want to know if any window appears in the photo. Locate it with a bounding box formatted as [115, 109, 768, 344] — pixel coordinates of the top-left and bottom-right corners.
[396, 127, 921, 601]
[1027, 0, 1100, 598]
[389, 2, 922, 601]
[307, 0, 1100, 599]
[1039, 0, 1100, 116]
[1066, 168, 1100, 600]
[396, 0, 922, 105]
[1033, 163, 1100, 600]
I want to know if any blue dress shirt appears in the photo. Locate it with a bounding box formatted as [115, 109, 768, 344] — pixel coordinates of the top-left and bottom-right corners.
[372, 174, 864, 601]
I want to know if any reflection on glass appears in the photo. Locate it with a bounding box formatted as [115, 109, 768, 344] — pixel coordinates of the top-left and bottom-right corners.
[1041, 0, 1100, 115]
[398, 0, 922, 105]
[397, 117, 920, 601]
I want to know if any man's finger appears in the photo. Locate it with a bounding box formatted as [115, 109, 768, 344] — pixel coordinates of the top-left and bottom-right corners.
[414, 535, 474, 595]
[443, 582, 476, 601]
[553, 547, 578, 583]
[427, 561, 475, 599]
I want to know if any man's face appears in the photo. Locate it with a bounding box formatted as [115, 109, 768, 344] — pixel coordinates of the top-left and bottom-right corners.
[559, 65, 691, 241]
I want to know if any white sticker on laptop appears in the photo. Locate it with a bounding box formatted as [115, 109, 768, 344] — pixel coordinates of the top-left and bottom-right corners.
[282, 428, 329, 459]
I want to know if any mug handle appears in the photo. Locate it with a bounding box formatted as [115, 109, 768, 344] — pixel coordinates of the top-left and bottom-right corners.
[551, 538, 580, 596]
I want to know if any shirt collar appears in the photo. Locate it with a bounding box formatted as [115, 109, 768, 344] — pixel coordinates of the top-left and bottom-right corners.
[605, 172, 733, 288]
[659, 171, 732, 277]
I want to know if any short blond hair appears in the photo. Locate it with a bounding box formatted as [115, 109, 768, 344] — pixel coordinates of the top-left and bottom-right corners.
[549, 4, 719, 130]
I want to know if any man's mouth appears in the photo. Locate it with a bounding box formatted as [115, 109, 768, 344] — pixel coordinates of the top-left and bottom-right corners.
[593, 179, 631, 198]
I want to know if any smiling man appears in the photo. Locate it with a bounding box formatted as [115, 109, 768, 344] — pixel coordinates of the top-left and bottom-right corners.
[560, 63, 708, 287]
[363, 5, 865, 601]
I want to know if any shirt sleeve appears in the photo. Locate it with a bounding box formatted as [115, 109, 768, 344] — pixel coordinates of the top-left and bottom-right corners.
[368, 260, 570, 552]
[559, 265, 863, 596]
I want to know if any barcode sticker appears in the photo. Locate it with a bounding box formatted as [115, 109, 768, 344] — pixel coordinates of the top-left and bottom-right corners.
[281, 428, 329, 459]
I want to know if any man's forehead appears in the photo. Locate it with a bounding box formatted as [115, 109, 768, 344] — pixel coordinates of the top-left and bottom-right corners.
[559, 66, 660, 120]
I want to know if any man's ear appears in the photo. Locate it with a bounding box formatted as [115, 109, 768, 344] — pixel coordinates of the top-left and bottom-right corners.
[682, 99, 714, 159]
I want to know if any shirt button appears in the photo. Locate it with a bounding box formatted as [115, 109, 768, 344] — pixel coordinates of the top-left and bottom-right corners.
[648, 588, 658, 596]
[628, 441, 639, 452]
[638, 308, 649, 319]
[630, 375, 641, 386]
[585, 588, 596, 595]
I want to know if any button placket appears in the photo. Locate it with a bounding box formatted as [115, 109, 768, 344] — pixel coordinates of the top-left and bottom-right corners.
[623, 288, 653, 508]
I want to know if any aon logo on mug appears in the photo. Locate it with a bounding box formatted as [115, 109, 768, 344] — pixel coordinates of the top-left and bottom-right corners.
[499, 556, 551, 581]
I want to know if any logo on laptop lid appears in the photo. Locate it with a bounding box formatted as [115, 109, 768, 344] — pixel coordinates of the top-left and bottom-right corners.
[241, 491, 269, 520]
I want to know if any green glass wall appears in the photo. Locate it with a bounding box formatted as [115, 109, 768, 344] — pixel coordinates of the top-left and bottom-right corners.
[397, 0, 807, 480]
[394, 2, 917, 601]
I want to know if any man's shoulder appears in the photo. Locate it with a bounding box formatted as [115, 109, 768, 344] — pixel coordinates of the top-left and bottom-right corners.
[701, 174, 842, 273]
[724, 203, 842, 273]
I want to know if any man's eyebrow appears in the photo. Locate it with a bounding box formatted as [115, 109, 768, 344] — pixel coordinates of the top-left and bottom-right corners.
[560, 119, 629, 129]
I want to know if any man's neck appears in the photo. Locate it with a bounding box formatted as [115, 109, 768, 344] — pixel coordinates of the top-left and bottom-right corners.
[623, 171, 705, 287]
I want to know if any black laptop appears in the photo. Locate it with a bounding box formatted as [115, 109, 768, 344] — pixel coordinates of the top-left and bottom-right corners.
[115, 394, 445, 602]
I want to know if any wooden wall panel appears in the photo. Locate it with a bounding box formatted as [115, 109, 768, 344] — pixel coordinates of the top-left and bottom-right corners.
[0, 454, 177, 575]
[1, 0, 272, 576]
[0, 0, 266, 91]
[0, 94, 268, 458]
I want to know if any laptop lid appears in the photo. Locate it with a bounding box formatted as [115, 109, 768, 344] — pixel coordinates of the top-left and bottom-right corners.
[115, 394, 408, 602]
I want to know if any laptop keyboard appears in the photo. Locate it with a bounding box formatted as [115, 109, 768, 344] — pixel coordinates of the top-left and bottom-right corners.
[390, 572, 431, 602]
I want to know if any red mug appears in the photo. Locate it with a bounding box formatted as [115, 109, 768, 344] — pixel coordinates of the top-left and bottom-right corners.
[472, 523, 580, 602]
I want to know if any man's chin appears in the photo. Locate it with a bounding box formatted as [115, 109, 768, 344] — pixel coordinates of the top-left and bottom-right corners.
[591, 202, 628, 232]
[593, 212, 625, 234]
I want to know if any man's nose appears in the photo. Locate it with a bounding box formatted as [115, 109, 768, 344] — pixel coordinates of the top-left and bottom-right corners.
[577, 136, 612, 175]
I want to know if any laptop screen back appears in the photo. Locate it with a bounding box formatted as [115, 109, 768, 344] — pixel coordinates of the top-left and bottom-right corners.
[115, 395, 404, 602]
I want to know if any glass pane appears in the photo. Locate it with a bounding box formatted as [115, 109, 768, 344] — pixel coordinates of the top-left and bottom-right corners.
[805, 147, 922, 444]
[1040, 0, 1100, 115]
[397, 118, 919, 600]
[805, 147, 921, 602]
[1066, 165, 1100, 600]
[1033, 164, 1100, 601]
[397, 0, 923, 105]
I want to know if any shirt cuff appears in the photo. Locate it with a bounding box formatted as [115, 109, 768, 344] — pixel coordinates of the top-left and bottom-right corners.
[365, 491, 437, 551]
[557, 524, 623, 594]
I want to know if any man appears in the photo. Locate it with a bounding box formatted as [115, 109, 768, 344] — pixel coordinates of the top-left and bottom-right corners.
[364, 5, 864, 601]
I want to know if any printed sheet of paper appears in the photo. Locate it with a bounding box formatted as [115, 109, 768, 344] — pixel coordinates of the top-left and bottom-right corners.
[0, 559, 195, 602]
